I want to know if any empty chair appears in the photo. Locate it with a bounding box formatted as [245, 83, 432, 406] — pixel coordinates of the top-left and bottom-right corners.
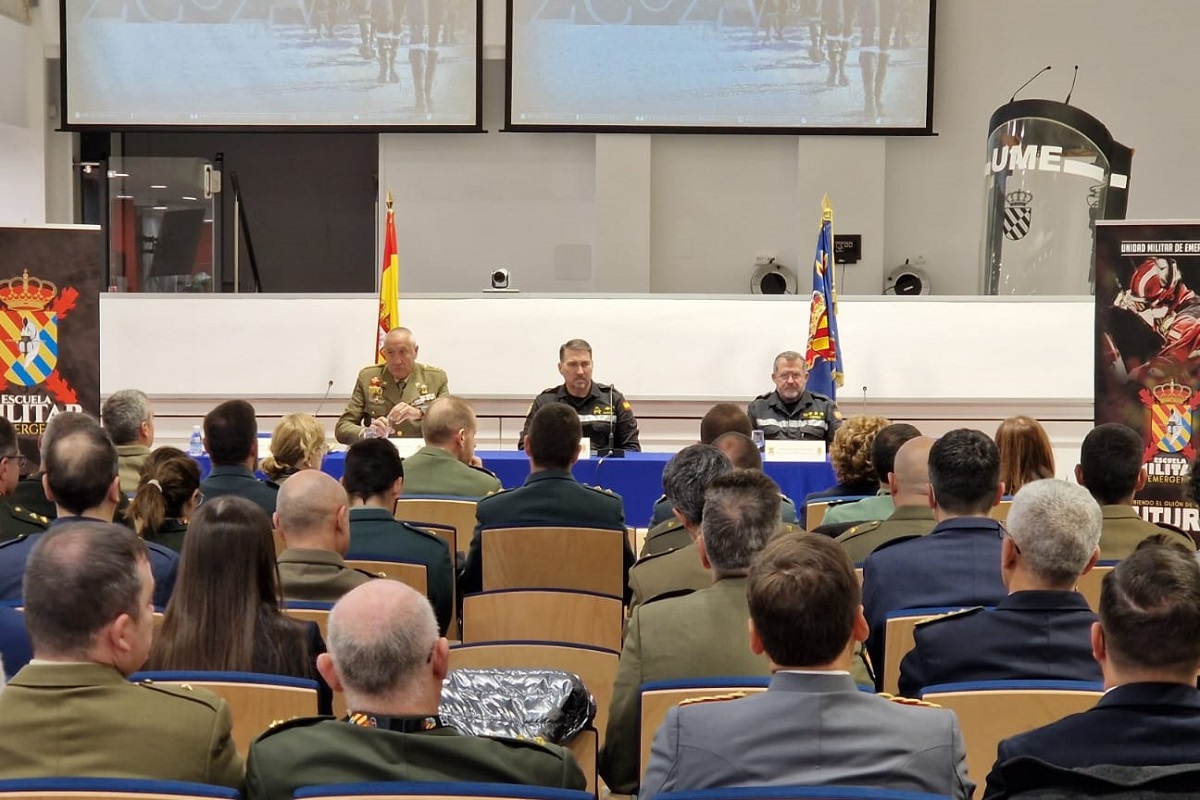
[481, 526, 626, 597]
[461, 590, 623, 652]
[0, 778, 239, 800]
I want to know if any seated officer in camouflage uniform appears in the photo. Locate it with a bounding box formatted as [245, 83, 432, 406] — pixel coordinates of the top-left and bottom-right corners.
[0, 522, 243, 787]
[275, 470, 375, 603]
[0, 416, 47, 544]
[519, 338, 640, 454]
[199, 399, 279, 516]
[245, 580, 586, 800]
[336, 327, 449, 443]
[747, 350, 841, 442]
[836, 436, 938, 564]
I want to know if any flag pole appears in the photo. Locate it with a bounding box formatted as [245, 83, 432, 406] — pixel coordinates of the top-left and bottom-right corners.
[822, 193, 836, 307]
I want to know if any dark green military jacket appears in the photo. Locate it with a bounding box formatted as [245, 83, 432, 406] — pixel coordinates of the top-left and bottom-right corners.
[277, 547, 374, 603]
[145, 518, 188, 554]
[836, 504, 938, 564]
[347, 506, 455, 633]
[401, 445, 500, 498]
[0, 495, 48, 544]
[1099, 504, 1196, 559]
[458, 468, 631, 597]
[245, 716, 585, 800]
[0, 662, 243, 787]
[199, 465, 279, 516]
[335, 363, 449, 443]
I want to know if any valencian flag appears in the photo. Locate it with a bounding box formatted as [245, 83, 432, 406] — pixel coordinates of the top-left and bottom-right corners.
[377, 191, 399, 364]
[805, 196, 843, 399]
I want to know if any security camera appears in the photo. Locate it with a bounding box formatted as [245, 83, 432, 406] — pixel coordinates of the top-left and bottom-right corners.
[490, 268, 510, 290]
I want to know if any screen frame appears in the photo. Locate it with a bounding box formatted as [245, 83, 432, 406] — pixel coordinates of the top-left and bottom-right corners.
[504, 0, 937, 136]
[59, 0, 485, 133]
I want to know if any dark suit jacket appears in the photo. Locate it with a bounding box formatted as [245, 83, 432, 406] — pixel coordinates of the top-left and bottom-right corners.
[245, 717, 585, 800]
[985, 683, 1200, 799]
[199, 464, 279, 516]
[458, 468, 631, 597]
[862, 516, 1007, 684]
[347, 506, 454, 634]
[899, 590, 1100, 698]
[0, 605, 30, 679]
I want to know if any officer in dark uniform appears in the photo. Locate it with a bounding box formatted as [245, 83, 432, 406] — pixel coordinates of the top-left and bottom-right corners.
[519, 338, 640, 454]
[748, 350, 841, 442]
[343, 437, 455, 634]
[461, 404, 633, 598]
[0, 453, 47, 544]
[896, 478, 1105, 698]
[198, 399, 279, 516]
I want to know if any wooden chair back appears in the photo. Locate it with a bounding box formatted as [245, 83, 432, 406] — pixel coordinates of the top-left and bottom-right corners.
[461, 590, 623, 652]
[130, 671, 318, 758]
[395, 497, 477, 556]
[638, 678, 770, 783]
[990, 499, 1013, 522]
[882, 607, 971, 695]
[449, 641, 619, 750]
[921, 681, 1103, 799]
[480, 526, 625, 597]
[344, 559, 429, 597]
[283, 601, 333, 641]
[1076, 563, 1115, 612]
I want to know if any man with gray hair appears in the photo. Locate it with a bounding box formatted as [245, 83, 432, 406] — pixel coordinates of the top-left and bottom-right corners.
[275, 470, 374, 602]
[244, 580, 586, 800]
[101, 389, 154, 494]
[898, 478, 1103, 697]
[600, 469, 781, 795]
[747, 350, 841, 443]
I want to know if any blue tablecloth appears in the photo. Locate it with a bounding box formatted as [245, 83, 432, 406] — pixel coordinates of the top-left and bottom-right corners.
[195, 450, 837, 528]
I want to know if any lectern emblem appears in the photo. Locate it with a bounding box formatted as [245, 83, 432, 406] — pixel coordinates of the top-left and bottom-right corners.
[1003, 190, 1033, 241]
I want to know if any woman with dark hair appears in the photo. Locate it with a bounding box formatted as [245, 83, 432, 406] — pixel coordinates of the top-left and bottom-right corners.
[147, 495, 331, 713]
[125, 447, 200, 552]
[995, 415, 1055, 496]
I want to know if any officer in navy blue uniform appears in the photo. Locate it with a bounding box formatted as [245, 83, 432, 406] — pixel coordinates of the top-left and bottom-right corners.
[518, 339, 640, 453]
[461, 404, 632, 600]
[862, 429, 1007, 685]
[898, 480, 1105, 698]
[747, 351, 840, 442]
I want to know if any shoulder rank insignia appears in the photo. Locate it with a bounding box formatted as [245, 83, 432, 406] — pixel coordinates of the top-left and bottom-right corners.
[914, 607, 984, 626]
[678, 691, 749, 706]
[841, 520, 883, 538]
[878, 692, 942, 708]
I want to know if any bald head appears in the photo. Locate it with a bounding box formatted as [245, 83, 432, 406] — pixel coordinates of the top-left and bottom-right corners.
[324, 580, 443, 705]
[890, 436, 934, 506]
[274, 470, 350, 551]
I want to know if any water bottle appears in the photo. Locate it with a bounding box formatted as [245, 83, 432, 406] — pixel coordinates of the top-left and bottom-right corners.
[188, 425, 204, 457]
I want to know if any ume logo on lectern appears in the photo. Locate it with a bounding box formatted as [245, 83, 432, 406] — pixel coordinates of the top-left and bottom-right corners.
[988, 144, 1110, 183]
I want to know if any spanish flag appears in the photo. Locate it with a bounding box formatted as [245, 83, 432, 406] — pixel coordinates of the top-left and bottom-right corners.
[805, 196, 844, 399]
[377, 192, 399, 364]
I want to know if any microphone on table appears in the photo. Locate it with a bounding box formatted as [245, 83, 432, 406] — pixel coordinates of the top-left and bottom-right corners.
[1010, 64, 1051, 103]
[599, 384, 625, 458]
[315, 379, 334, 417]
[861, 385, 868, 416]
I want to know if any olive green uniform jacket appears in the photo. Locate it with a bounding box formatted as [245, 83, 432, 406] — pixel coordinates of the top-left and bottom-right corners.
[821, 489, 894, 527]
[0, 662, 243, 788]
[401, 445, 501, 498]
[628, 543, 710, 610]
[347, 506, 455, 633]
[245, 717, 585, 800]
[836, 505, 938, 565]
[1099, 504, 1196, 560]
[277, 547, 375, 603]
[335, 363, 449, 443]
[116, 443, 151, 495]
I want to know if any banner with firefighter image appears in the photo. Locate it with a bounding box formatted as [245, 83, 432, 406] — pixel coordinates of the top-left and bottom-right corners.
[0, 226, 102, 468]
[1096, 220, 1200, 533]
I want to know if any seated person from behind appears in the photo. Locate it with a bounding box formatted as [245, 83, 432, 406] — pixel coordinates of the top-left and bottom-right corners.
[519, 338, 640, 453]
[996, 415, 1055, 497]
[899, 478, 1103, 698]
[629, 444, 732, 608]
[803, 414, 891, 507]
[747, 350, 841, 442]
[124, 446, 200, 553]
[820, 422, 922, 529]
[342, 437, 454, 634]
[199, 399, 279, 516]
[0, 423, 178, 608]
[0, 416, 47, 544]
[275, 470, 375, 603]
[147, 496, 332, 714]
[244, 580, 586, 800]
[402, 396, 501, 498]
[335, 326, 449, 443]
[861, 428, 1008, 684]
[260, 413, 328, 486]
[836, 436, 937, 564]
[984, 542, 1200, 799]
[0, 522, 242, 786]
[646, 402, 751, 529]
[713, 431, 799, 524]
[600, 470, 780, 796]
[1078, 422, 1195, 557]
[101, 388, 155, 495]
[640, 533, 972, 800]
[459, 403, 631, 597]
[10, 411, 97, 523]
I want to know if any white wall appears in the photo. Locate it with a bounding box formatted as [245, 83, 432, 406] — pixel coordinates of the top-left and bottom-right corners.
[0, 12, 45, 225]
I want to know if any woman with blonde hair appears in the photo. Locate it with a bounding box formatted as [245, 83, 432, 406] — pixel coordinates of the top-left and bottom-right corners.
[995, 415, 1055, 495]
[125, 446, 200, 553]
[805, 415, 892, 504]
[261, 413, 328, 484]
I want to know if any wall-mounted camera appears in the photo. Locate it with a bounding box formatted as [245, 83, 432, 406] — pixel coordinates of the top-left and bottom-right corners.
[490, 268, 509, 290]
